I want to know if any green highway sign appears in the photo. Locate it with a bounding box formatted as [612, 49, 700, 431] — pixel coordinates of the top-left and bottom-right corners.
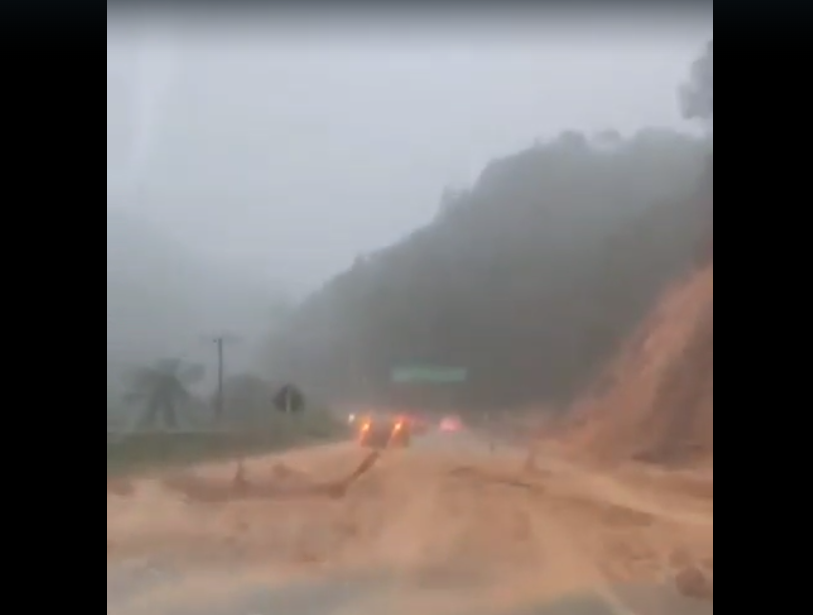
[390, 366, 468, 384]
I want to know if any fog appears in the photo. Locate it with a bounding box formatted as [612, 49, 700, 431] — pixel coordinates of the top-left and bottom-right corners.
[107, 9, 711, 399]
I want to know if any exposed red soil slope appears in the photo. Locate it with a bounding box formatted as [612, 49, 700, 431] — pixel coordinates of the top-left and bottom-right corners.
[566, 264, 713, 466]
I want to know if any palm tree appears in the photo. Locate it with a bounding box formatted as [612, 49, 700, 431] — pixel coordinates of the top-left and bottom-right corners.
[125, 358, 204, 429]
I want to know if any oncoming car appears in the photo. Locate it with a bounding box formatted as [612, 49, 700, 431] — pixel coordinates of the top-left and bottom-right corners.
[439, 415, 462, 432]
[357, 416, 412, 449]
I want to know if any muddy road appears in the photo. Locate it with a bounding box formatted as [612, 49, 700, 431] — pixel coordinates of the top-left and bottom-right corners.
[107, 434, 713, 614]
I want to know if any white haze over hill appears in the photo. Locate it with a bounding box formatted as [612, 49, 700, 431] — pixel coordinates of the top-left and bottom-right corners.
[106, 208, 287, 391]
[107, 10, 711, 387]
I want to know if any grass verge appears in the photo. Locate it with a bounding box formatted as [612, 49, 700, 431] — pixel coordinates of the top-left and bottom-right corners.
[107, 412, 350, 478]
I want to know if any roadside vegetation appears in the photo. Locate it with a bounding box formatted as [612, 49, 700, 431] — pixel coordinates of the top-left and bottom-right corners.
[107, 358, 348, 477]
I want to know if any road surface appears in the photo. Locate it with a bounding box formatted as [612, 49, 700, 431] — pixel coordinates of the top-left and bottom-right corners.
[108, 431, 713, 614]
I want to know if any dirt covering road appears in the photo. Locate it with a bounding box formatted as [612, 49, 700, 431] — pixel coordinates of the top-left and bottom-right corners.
[107, 433, 713, 615]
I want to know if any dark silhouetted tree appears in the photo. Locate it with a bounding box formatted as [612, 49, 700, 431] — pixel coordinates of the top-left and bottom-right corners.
[126, 358, 204, 428]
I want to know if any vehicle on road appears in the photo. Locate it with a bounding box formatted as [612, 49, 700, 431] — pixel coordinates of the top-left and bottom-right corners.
[357, 416, 412, 449]
[399, 412, 430, 435]
[439, 415, 462, 432]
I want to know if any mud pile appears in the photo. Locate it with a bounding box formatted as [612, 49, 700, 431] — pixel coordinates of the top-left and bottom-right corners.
[566, 264, 713, 466]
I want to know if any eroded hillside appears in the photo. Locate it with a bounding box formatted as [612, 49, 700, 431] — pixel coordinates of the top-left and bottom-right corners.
[565, 263, 713, 466]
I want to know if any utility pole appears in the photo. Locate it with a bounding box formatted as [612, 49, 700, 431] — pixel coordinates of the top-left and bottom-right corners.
[214, 336, 225, 422]
[207, 333, 238, 424]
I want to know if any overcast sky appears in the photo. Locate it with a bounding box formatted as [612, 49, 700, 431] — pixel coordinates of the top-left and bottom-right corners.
[107, 8, 712, 296]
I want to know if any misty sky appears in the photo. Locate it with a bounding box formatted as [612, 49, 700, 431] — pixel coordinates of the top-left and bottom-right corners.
[107, 9, 712, 296]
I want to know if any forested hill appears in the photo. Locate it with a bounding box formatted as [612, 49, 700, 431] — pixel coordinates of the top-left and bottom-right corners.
[270, 128, 711, 409]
